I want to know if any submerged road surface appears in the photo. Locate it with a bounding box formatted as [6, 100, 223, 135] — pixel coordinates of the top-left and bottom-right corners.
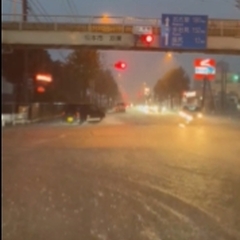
[2, 109, 240, 240]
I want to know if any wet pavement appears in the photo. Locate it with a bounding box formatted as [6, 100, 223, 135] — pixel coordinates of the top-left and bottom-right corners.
[2, 109, 240, 240]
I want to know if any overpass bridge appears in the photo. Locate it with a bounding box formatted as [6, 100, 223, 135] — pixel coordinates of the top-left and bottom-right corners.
[2, 14, 240, 54]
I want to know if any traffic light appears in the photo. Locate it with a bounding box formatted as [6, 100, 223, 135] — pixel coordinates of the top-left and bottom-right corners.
[114, 61, 127, 70]
[34, 73, 52, 94]
[140, 34, 154, 45]
[36, 86, 45, 93]
[232, 74, 239, 82]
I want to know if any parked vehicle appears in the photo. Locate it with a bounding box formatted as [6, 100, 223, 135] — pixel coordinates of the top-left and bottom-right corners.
[62, 104, 80, 123]
[62, 103, 105, 124]
[115, 102, 126, 112]
[79, 104, 105, 123]
[178, 105, 203, 127]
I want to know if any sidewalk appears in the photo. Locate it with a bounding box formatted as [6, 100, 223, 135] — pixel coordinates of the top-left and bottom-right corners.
[2, 114, 63, 128]
[205, 111, 240, 122]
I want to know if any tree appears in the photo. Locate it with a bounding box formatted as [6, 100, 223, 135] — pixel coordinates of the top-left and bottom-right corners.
[2, 49, 53, 103]
[2, 49, 52, 84]
[236, 0, 240, 9]
[154, 66, 190, 106]
[63, 49, 101, 102]
[63, 49, 119, 103]
[2, 49, 25, 85]
[49, 60, 69, 102]
[95, 69, 119, 99]
[2, 48, 120, 105]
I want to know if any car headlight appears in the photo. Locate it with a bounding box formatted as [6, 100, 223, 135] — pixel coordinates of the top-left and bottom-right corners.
[187, 115, 193, 121]
[179, 111, 193, 121]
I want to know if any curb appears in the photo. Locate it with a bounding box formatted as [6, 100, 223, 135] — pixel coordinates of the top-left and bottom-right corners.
[2, 115, 62, 128]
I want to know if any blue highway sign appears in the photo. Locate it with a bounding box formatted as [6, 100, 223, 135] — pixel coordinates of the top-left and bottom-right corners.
[161, 14, 208, 50]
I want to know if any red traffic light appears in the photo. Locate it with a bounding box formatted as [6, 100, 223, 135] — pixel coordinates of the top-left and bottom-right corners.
[37, 86, 45, 93]
[114, 61, 127, 70]
[141, 34, 154, 44]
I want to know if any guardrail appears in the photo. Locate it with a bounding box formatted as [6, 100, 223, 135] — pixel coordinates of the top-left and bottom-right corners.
[2, 13, 240, 37]
[1, 13, 160, 25]
[2, 113, 28, 127]
[2, 102, 65, 127]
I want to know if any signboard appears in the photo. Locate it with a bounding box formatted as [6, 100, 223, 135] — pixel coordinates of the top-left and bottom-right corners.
[82, 33, 135, 47]
[161, 14, 208, 49]
[184, 91, 197, 98]
[91, 24, 123, 33]
[194, 58, 216, 80]
[133, 26, 153, 34]
[84, 34, 123, 43]
[36, 74, 52, 82]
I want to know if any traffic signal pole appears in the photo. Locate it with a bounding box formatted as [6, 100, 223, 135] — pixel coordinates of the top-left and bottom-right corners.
[201, 78, 207, 110]
[22, 0, 28, 21]
[220, 62, 228, 112]
[22, 0, 29, 101]
[22, 0, 30, 118]
[201, 77, 215, 112]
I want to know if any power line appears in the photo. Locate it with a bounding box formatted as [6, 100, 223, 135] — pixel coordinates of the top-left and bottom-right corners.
[27, 3, 41, 21]
[69, 0, 79, 15]
[4, 0, 21, 4]
[62, 0, 78, 22]
[3, 0, 24, 6]
[25, 0, 66, 62]
[66, 0, 77, 15]
[33, 0, 49, 15]
[31, 0, 53, 21]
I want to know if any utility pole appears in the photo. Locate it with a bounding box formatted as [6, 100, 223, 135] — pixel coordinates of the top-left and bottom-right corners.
[201, 78, 207, 110]
[218, 60, 229, 112]
[22, 0, 30, 118]
[12, 0, 17, 21]
[22, 0, 28, 21]
[220, 63, 225, 111]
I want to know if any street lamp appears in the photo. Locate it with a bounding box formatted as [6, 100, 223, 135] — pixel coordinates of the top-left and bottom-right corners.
[101, 14, 110, 23]
[167, 52, 172, 58]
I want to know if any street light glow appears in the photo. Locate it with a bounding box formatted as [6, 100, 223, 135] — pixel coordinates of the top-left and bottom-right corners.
[233, 74, 239, 82]
[101, 13, 110, 23]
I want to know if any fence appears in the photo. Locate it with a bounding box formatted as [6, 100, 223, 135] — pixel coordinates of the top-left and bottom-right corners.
[2, 102, 65, 127]
[2, 14, 240, 37]
[29, 102, 65, 122]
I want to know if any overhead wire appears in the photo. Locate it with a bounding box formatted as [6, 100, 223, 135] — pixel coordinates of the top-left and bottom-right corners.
[30, 0, 52, 21]
[61, 0, 80, 22]
[66, 0, 77, 15]
[69, 0, 79, 15]
[4, 0, 238, 16]
[27, 0, 67, 62]
[4, 0, 21, 4]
